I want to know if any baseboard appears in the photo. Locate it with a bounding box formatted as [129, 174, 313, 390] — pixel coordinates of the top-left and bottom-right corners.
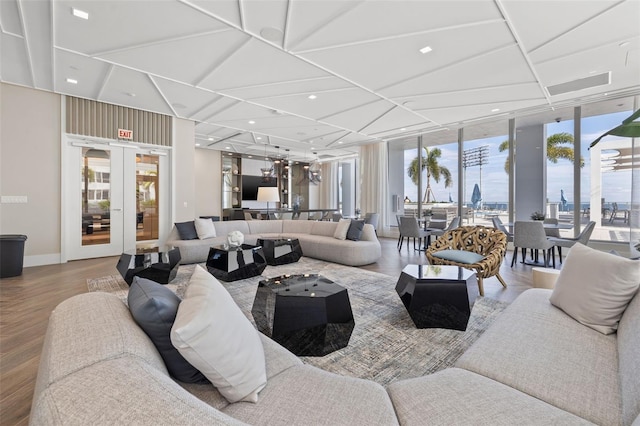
[24, 253, 62, 268]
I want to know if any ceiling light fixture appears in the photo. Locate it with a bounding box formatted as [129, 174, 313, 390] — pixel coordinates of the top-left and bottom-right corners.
[491, 108, 500, 112]
[195, 143, 201, 147]
[66, 78, 78, 84]
[338, 141, 343, 144]
[419, 45, 433, 54]
[72, 8, 89, 19]
[256, 136, 262, 140]
[308, 94, 317, 100]
[208, 137, 213, 141]
[248, 120, 256, 124]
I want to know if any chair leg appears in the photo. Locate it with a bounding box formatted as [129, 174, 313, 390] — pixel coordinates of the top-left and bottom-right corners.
[551, 248, 556, 268]
[477, 276, 484, 297]
[521, 248, 526, 264]
[558, 247, 563, 264]
[510, 246, 518, 267]
[496, 273, 508, 289]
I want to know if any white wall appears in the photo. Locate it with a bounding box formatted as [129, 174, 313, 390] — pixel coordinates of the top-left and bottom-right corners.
[0, 83, 62, 266]
[195, 148, 222, 218]
[172, 118, 196, 222]
[515, 124, 547, 221]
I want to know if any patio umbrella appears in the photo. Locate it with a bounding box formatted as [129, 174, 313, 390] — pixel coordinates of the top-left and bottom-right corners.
[561, 189, 567, 211]
[471, 183, 481, 209]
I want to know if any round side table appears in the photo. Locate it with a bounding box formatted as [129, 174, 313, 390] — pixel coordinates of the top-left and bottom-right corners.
[532, 267, 561, 289]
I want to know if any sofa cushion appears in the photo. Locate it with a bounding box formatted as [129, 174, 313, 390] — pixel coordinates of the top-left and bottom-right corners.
[432, 249, 485, 264]
[222, 365, 398, 426]
[175, 221, 198, 240]
[618, 290, 640, 425]
[171, 265, 266, 403]
[550, 243, 640, 335]
[333, 218, 351, 240]
[456, 289, 621, 426]
[128, 277, 208, 384]
[346, 219, 365, 241]
[387, 368, 592, 425]
[194, 218, 216, 239]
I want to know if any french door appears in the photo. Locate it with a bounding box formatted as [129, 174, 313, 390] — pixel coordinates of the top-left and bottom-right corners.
[64, 138, 169, 261]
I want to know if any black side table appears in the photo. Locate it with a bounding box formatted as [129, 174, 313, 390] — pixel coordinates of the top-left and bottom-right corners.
[256, 238, 303, 265]
[116, 247, 181, 285]
[252, 274, 354, 356]
[395, 264, 475, 331]
[206, 244, 266, 282]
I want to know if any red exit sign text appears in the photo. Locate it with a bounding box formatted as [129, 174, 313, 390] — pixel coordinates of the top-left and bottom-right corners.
[118, 129, 133, 140]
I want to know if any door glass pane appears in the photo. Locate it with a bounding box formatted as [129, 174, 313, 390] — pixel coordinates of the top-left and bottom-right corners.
[82, 148, 111, 246]
[136, 154, 159, 241]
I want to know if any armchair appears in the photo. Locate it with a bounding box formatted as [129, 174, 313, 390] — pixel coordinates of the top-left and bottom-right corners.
[426, 226, 508, 296]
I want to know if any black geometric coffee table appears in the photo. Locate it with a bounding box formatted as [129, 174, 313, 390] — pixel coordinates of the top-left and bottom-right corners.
[256, 238, 303, 265]
[252, 274, 354, 356]
[395, 264, 475, 331]
[206, 244, 266, 282]
[116, 247, 181, 285]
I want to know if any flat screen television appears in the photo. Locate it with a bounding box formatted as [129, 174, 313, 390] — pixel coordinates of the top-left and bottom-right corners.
[242, 176, 277, 200]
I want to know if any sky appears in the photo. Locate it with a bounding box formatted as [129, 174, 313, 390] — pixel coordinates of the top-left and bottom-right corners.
[403, 110, 634, 208]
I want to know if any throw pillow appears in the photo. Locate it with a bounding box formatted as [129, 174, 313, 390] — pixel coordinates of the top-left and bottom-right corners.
[127, 277, 209, 383]
[549, 243, 640, 335]
[346, 219, 365, 241]
[171, 265, 267, 403]
[194, 217, 216, 239]
[175, 221, 198, 240]
[333, 218, 351, 240]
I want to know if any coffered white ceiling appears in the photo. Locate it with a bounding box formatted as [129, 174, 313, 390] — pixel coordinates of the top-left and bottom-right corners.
[1, 0, 639, 161]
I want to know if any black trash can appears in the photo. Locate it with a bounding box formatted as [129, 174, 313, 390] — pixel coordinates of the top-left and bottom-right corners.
[0, 234, 28, 278]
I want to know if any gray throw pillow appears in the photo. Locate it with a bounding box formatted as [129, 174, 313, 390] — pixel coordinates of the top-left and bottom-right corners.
[128, 277, 208, 383]
[175, 221, 198, 240]
[346, 219, 365, 241]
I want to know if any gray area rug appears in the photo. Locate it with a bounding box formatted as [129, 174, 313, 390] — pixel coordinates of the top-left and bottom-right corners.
[87, 257, 509, 386]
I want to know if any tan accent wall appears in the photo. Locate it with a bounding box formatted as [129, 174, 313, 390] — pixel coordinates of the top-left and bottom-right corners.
[66, 97, 172, 146]
[0, 84, 62, 266]
[195, 149, 222, 218]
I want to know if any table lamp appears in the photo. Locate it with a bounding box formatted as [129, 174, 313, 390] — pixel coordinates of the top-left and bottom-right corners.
[257, 186, 280, 220]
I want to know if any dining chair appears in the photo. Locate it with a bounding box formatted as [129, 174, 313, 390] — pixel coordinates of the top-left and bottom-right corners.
[296, 212, 309, 220]
[332, 213, 343, 222]
[398, 216, 430, 251]
[548, 221, 596, 264]
[364, 212, 379, 234]
[491, 217, 513, 242]
[511, 221, 554, 268]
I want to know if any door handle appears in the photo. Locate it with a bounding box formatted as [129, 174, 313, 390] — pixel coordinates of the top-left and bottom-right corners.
[111, 208, 123, 212]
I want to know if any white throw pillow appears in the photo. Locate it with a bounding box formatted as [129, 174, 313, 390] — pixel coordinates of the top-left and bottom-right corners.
[194, 218, 216, 239]
[333, 218, 351, 240]
[171, 265, 266, 402]
[549, 243, 640, 335]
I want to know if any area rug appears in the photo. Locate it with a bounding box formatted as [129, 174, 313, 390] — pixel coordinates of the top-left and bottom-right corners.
[87, 257, 509, 386]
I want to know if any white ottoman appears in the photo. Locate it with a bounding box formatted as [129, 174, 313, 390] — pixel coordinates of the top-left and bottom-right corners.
[532, 267, 561, 289]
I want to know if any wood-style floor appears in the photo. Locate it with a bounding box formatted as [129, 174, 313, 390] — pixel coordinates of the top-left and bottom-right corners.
[0, 237, 539, 425]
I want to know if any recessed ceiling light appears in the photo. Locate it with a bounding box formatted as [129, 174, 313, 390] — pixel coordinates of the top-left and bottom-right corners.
[226, 146, 231, 150]
[248, 155, 252, 158]
[400, 128, 406, 131]
[195, 143, 201, 147]
[66, 78, 78, 84]
[338, 141, 343, 144]
[309, 140, 314, 144]
[419, 45, 432, 54]
[208, 137, 213, 141]
[248, 120, 255, 124]
[256, 136, 262, 140]
[228, 153, 232, 156]
[126, 92, 136, 97]
[308, 94, 317, 100]
[491, 108, 500, 112]
[72, 8, 89, 19]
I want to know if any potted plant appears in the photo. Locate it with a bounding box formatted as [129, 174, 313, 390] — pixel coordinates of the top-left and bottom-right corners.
[530, 211, 545, 221]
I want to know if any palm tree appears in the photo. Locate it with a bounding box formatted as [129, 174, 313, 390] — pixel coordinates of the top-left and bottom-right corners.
[498, 132, 584, 173]
[407, 147, 452, 203]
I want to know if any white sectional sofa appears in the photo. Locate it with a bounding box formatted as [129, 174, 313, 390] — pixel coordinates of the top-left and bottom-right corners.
[165, 219, 381, 267]
[31, 285, 640, 425]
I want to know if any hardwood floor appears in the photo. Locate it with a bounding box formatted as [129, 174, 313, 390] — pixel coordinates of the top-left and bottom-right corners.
[0, 237, 539, 425]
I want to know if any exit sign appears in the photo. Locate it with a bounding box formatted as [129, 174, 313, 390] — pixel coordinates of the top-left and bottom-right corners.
[118, 129, 133, 140]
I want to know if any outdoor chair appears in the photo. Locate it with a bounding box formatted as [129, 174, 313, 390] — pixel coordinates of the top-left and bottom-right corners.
[511, 221, 554, 268]
[548, 221, 596, 264]
[426, 225, 508, 296]
[398, 216, 430, 251]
